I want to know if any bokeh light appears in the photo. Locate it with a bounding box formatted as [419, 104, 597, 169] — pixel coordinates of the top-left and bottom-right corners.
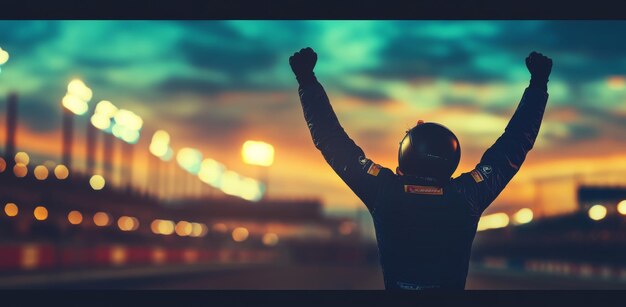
[513, 208, 534, 225]
[242, 140, 275, 167]
[93, 212, 111, 226]
[33, 206, 48, 221]
[190, 223, 208, 237]
[67, 210, 83, 225]
[0, 47, 9, 65]
[94, 100, 118, 118]
[4, 203, 18, 217]
[91, 113, 111, 130]
[149, 130, 171, 158]
[175, 221, 192, 237]
[262, 233, 279, 246]
[33, 165, 49, 180]
[14, 152, 29, 165]
[588, 204, 607, 221]
[13, 163, 27, 178]
[62, 94, 88, 115]
[232, 227, 249, 242]
[0, 157, 6, 173]
[477, 213, 510, 231]
[117, 216, 139, 231]
[54, 165, 69, 180]
[67, 79, 92, 102]
[152, 219, 175, 235]
[176, 148, 203, 174]
[198, 158, 225, 188]
[618, 200, 626, 215]
[89, 175, 106, 190]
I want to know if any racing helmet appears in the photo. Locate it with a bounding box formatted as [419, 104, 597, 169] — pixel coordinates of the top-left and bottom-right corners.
[397, 121, 461, 183]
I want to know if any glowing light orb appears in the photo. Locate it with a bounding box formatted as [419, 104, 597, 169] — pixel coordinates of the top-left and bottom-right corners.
[54, 165, 69, 179]
[34, 206, 48, 221]
[477, 213, 509, 231]
[13, 163, 27, 178]
[89, 175, 106, 190]
[0, 48, 9, 65]
[67, 211, 83, 225]
[15, 152, 30, 165]
[93, 212, 111, 226]
[618, 200, 626, 215]
[232, 227, 249, 242]
[242, 140, 275, 167]
[513, 208, 533, 225]
[4, 203, 18, 217]
[34, 165, 49, 180]
[588, 204, 607, 221]
[262, 233, 279, 246]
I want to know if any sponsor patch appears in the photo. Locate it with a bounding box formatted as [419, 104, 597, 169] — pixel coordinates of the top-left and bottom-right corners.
[366, 163, 381, 176]
[479, 165, 492, 178]
[359, 157, 369, 166]
[404, 185, 443, 195]
[470, 169, 484, 183]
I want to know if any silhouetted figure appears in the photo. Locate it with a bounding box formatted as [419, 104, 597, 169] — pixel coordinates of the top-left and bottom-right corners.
[290, 47, 552, 290]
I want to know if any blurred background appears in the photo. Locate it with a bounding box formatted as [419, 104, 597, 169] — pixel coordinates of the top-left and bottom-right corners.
[0, 20, 625, 289]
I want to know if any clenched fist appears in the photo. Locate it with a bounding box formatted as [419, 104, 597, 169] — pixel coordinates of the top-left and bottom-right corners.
[526, 51, 552, 82]
[289, 47, 317, 85]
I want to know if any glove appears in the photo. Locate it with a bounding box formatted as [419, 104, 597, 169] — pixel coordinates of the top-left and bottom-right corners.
[526, 51, 553, 91]
[289, 47, 318, 86]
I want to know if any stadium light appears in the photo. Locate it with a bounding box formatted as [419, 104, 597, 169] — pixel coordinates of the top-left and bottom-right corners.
[176, 147, 203, 174]
[198, 158, 226, 188]
[62, 79, 92, 116]
[112, 109, 143, 144]
[242, 140, 273, 200]
[0, 47, 9, 65]
[242, 140, 275, 167]
[149, 130, 171, 158]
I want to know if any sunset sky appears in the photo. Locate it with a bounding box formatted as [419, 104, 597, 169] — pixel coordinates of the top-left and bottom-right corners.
[1, 21, 626, 216]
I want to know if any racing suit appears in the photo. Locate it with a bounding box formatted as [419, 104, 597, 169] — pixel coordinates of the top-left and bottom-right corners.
[296, 77, 549, 289]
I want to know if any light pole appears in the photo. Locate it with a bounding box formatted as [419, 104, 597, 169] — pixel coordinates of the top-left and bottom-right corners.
[61, 79, 92, 173]
[91, 101, 142, 191]
[241, 140, 274, 200]
[111, 108, 143, 190]
[91, 100, 117, 187]
[149, 130, 173, 200]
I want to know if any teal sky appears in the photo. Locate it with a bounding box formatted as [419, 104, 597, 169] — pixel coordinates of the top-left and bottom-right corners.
[1, 21, 626, 213]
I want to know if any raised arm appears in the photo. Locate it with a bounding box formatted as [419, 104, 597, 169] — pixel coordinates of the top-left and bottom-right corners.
[453, 51, 553, 216]
[289, 47, 393, 209]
